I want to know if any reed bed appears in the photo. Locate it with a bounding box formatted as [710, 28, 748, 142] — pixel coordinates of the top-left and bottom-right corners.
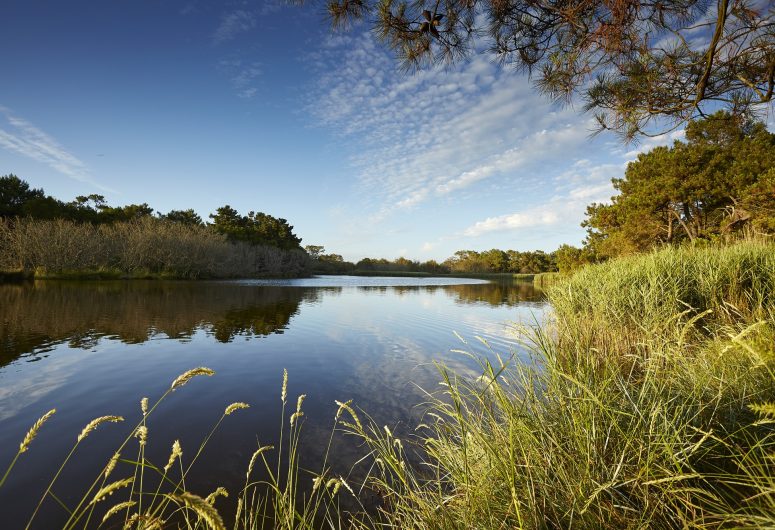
[2, 242, 774, 528]
[0, 217, 310, 279]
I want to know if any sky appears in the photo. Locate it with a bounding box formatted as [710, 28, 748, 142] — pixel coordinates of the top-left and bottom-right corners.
[0, 0, 692, 262]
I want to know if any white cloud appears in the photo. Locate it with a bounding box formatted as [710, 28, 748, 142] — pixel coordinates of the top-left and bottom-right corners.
[305, 31, 592, 217]
[624, 128, 685, 159]
[464, 207, 560, 236]
[212, 10, 256, 44]
[0, 106, 111, 191]
[461, 162, 619, 237]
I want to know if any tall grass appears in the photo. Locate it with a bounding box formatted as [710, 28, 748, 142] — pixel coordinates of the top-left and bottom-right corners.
[0, 217, 310, 279]
[350, 242, 775, 528]
[3, 242, 774, 528]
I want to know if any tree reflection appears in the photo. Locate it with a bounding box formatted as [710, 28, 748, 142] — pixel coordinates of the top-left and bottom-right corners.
[0, 281, 324, 366]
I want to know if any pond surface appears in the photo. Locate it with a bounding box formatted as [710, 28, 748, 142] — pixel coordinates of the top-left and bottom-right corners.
[0, 276, 547, 528]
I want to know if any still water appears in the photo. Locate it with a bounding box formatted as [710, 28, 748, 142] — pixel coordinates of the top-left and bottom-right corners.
[0, 276, 547, 528]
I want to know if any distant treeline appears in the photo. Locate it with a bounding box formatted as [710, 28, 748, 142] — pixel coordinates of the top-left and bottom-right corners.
[305, 246, 562, 275]
[0, 175, 309, 278]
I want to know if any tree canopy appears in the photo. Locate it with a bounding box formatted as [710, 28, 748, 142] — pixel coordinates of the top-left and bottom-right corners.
[209, 205, 303, 250]
[583, 112, 775, 258]
[319, 0, 774, 139]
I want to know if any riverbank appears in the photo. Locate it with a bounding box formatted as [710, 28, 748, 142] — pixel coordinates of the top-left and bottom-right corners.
[355, 241, 775, 528]
[4, 241, 773, 528]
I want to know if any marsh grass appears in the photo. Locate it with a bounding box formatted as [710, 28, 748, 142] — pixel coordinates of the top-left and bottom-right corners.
[3, 242, 775, 528]
[348, 242, 775, 529]
[0, 217, 310, 279]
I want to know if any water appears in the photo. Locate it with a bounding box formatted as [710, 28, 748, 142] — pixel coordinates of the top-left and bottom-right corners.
[0, 276, 547, 528]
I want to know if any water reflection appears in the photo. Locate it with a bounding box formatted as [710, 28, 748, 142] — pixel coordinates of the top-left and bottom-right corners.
[0, 279, 544, 367]
[0, 277, 546, 528]
[0, 281, 319, 366]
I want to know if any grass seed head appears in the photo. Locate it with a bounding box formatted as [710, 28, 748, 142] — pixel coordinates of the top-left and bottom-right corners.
[90, 477, 134, 504]
[77, 415, 124, 442]
[101, 501, 135, 524]
[205, 486, 229, 505]
[165, 492, 226, 530]
[246, 445, 274, 481]
[19, 409, 56, 453]
[225, 402, 250, 415]
[164, 440, 182, 473]
[104, 451, 120, 479]
[134, 425, 148, 447]
[171, 367, 215, 391]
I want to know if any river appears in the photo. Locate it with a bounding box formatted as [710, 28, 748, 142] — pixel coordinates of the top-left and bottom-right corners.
[0, 276, 547, 528]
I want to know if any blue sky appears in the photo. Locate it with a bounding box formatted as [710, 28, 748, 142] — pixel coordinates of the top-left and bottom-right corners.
[0, 0, 687, 262]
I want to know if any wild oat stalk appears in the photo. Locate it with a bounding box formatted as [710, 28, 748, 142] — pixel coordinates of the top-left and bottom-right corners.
[0, 409, 56, 488]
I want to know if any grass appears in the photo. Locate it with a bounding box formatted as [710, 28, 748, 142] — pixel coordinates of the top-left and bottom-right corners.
[532, 271, 560, 288]
[3, 241, 774, 528]
[352, 241, 775, 528]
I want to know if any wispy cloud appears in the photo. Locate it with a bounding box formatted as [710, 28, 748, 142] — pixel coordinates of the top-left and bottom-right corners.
[212, 10, 256, 44]
[461, 161, 620, 237]
[219, 58, 263, 98]
[305, 31, 591, 218]
[0, 106, 110, 191]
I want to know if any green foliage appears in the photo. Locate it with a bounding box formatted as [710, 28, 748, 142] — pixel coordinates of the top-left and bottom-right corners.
[0, 174, 44, 218]
[351, 242, 775, 529]
[0, 178, 306, 274]
[445, 248, 557, 274]
[0, 218, 310, 279]
[554, 244, 596, 273]
[209, 205, 302, 250]
[354, 256, 449, 274]
[584, 113, 775, 259]
[160, 208, 204, 226]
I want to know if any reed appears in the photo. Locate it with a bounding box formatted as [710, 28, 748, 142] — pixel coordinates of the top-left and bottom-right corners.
[0, 217, 310, 280]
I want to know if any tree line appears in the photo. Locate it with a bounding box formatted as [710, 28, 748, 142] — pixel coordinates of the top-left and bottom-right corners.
[0, 175, 303, 251]
[304, 246, 562, 275]
[4, 112, 771, 278]
[0, 176, 309, 278]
